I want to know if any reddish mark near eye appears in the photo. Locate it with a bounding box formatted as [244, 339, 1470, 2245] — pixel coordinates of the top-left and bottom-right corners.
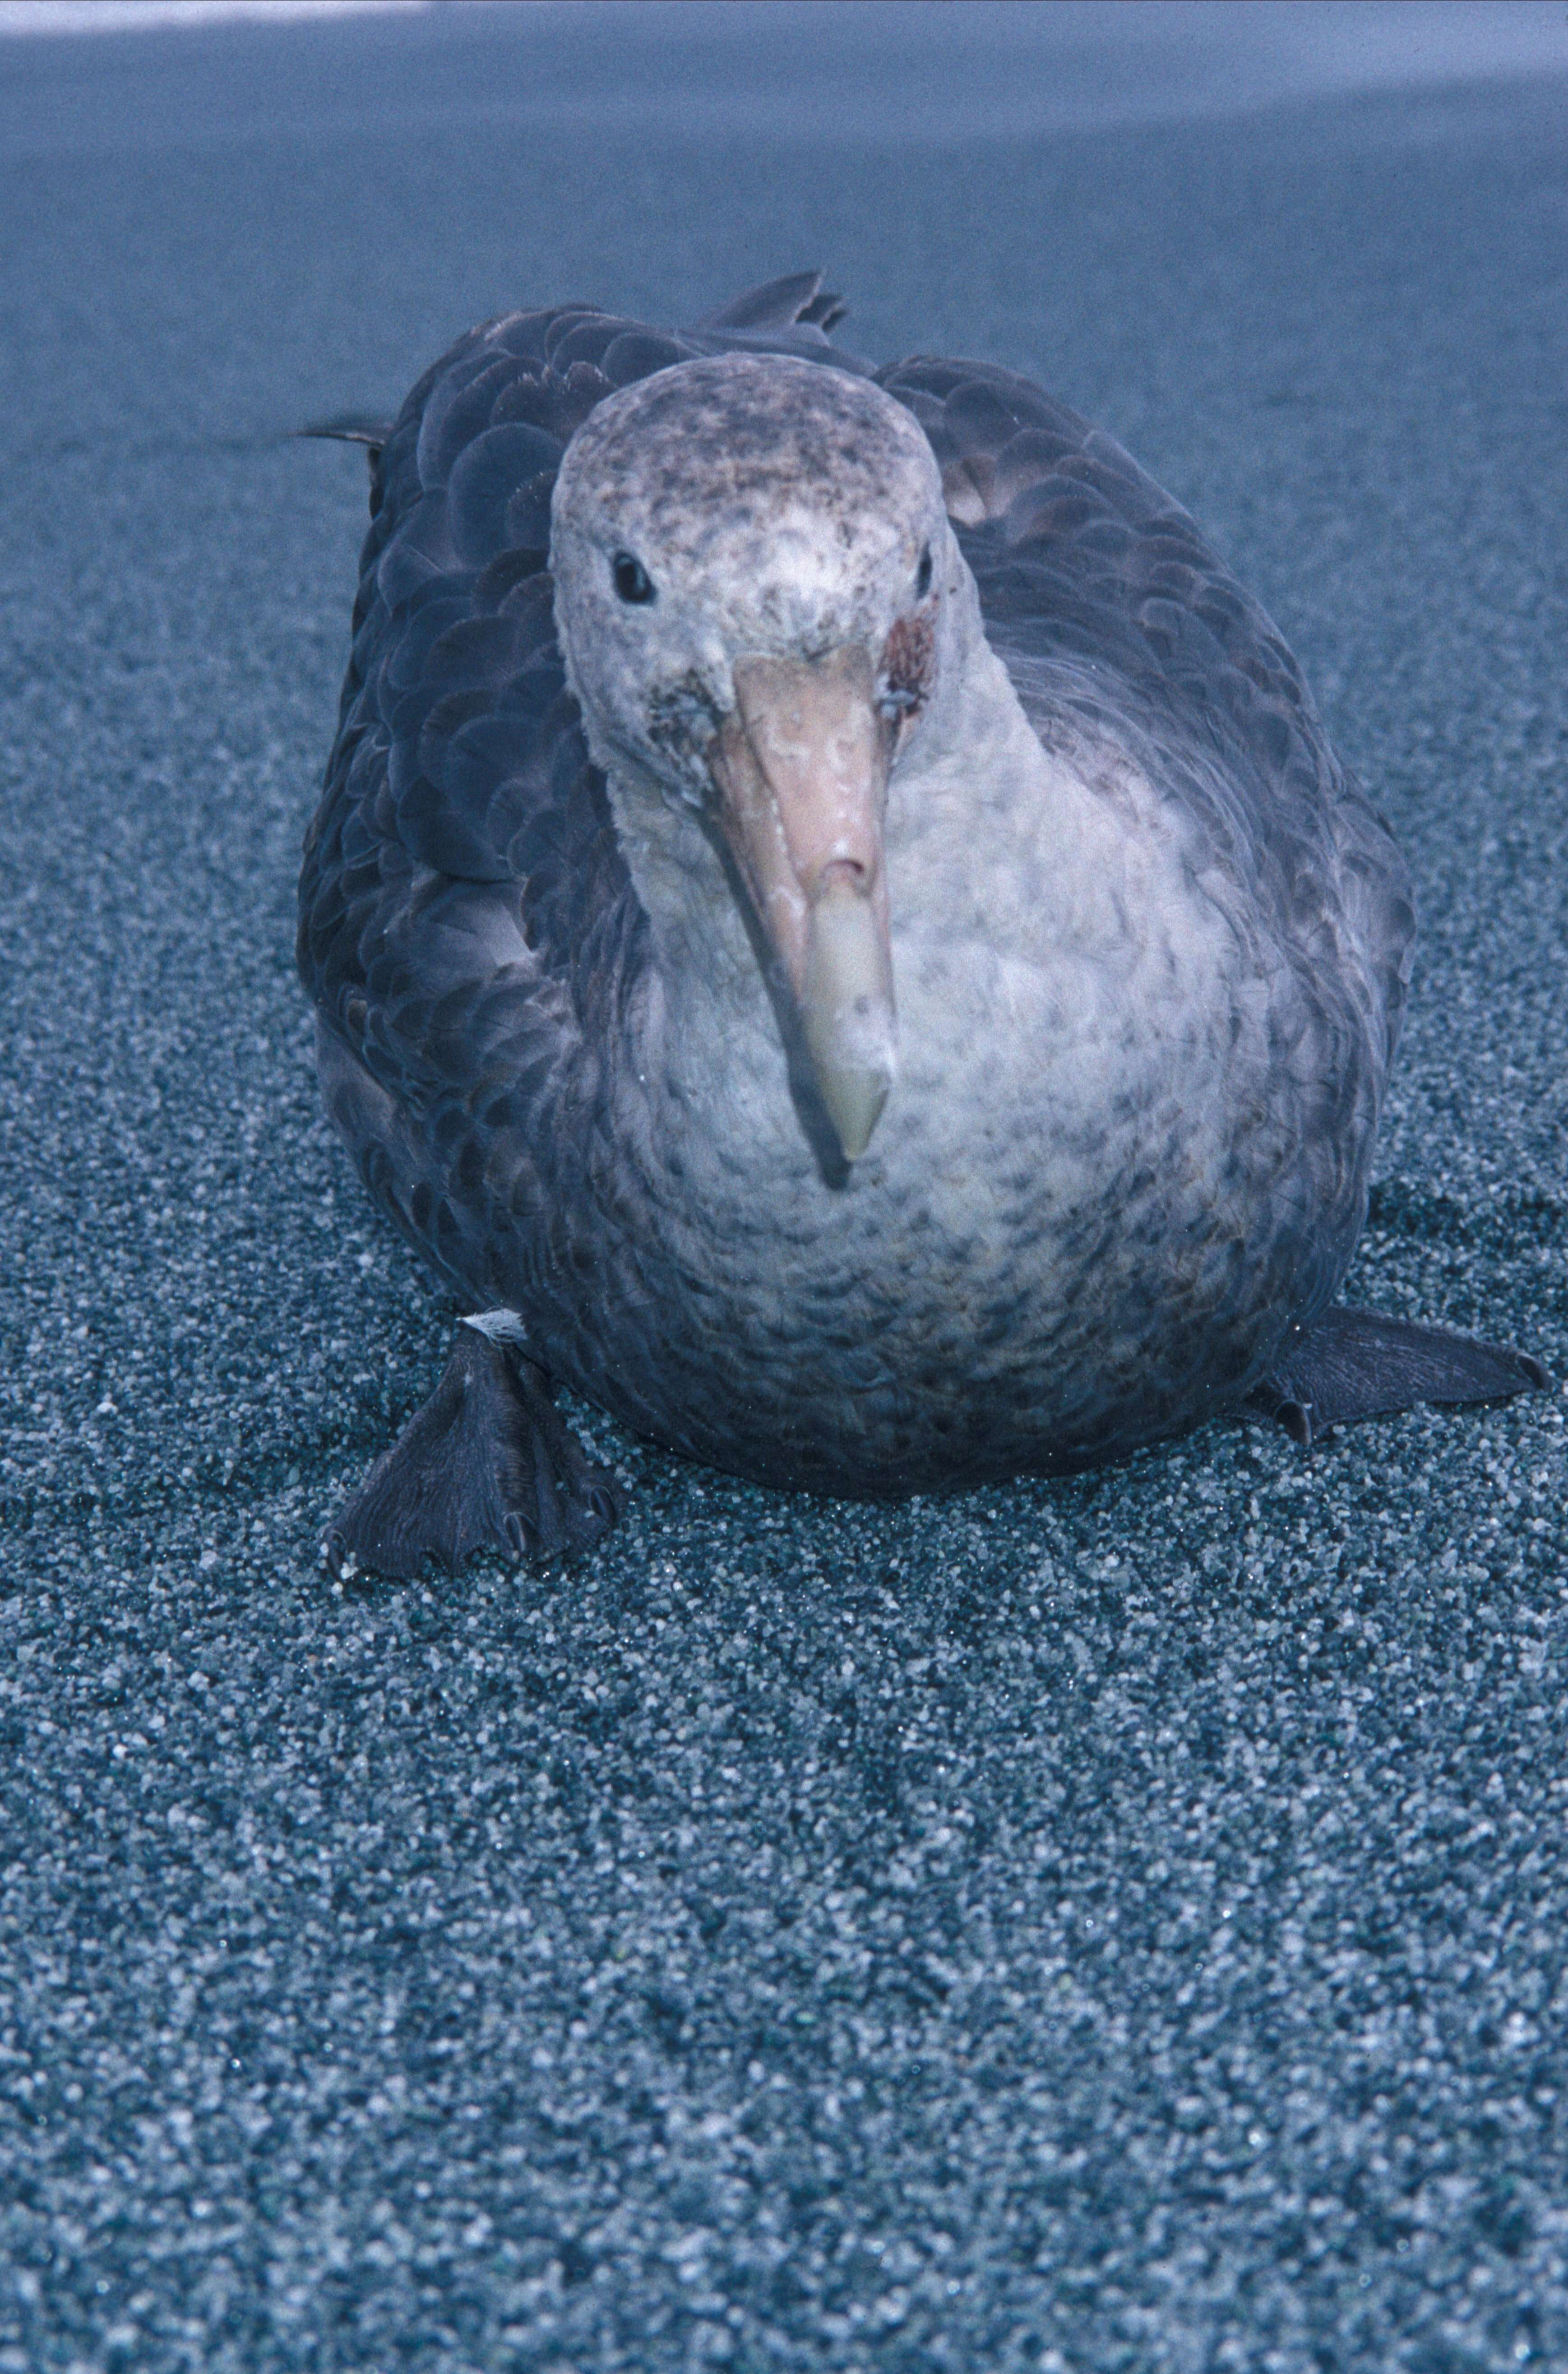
[882, 608, 934, 714]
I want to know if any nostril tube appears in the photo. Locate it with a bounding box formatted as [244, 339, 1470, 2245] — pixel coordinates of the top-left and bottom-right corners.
[814, 856, 871, 899]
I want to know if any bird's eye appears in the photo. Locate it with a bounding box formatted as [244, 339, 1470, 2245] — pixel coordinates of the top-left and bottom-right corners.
[613, 551, 656, 605]
[916, 546, 933, 599]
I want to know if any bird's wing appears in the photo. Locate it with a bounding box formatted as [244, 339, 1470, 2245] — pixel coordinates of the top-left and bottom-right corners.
[298, 283, 859, 1301]
[694, 267, 848, 335]
[877, 352, 1415, 1083]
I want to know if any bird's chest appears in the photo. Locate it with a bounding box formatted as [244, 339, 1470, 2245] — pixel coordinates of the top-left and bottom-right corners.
[583, 758, 1287, 1458]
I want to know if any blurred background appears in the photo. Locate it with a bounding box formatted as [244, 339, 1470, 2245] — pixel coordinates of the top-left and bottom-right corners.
[7, 0, 1568, 134]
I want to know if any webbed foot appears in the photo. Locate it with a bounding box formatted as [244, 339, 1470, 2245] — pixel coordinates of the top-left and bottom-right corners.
[1251, 1306, 1551, 1449]
[324, 1322, 621, 1579]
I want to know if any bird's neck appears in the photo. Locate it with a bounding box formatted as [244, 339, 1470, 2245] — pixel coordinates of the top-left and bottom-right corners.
[602, 773, 762, 1013]
[606, 636, 1073, 1176]
[609, 601, 1040, 958]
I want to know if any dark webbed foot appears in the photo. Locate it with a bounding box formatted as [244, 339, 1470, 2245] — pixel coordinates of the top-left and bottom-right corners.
[324, 1324, 622, 1579]
[1251, 1306, 1552, 1449]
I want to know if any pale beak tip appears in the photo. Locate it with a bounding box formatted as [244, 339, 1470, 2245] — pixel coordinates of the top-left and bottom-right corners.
[818, 1064, 891, 1164]
[801, 879, 896, 1164]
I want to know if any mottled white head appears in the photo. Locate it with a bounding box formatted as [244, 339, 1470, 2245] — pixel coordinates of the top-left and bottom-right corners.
[551, 352, 965, 1160]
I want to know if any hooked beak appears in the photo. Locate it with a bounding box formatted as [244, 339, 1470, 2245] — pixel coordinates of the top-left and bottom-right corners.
[708, 646, 896, 1162]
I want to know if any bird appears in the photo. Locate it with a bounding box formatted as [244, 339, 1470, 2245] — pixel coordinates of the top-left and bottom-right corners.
[297, 270, 1548, 1578]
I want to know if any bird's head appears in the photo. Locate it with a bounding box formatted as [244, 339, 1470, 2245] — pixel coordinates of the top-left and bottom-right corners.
[551, 352, 959, 1163]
